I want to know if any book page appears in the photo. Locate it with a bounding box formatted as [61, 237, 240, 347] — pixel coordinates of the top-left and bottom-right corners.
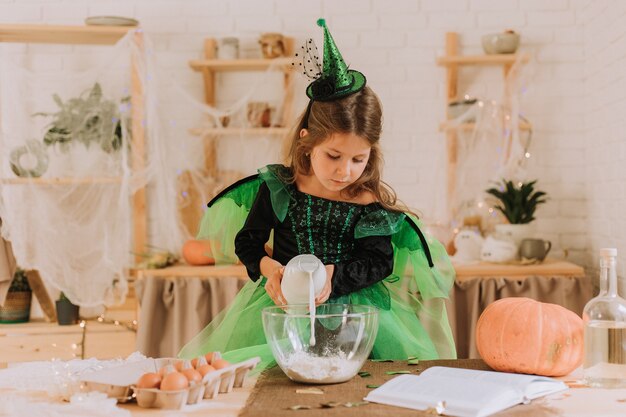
[422, 367, 568, 399]
[365, 374, 517, 417]
[365, 367, 568, 417]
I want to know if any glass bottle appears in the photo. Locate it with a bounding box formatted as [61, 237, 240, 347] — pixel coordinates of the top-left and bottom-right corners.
[583, 248, 626, 387]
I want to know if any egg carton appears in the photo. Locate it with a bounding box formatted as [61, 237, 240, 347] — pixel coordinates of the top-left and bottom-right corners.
[202, 356, 261, 399]
[133, 381, 204, 410]
[132, 356, 260, 409]
[81, 381, 133, 403]
[81, 355, 261, 409]
[80, 359, 159, 403]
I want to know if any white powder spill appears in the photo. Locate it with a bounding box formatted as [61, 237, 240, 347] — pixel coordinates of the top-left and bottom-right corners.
[283, 351, 361, 384]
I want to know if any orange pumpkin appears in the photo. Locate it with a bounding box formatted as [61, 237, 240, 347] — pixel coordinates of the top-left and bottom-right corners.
[182, 239, 215, 265]
[476, 297, 583, 376]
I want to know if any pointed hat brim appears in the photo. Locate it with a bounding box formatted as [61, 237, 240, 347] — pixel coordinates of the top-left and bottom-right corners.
[306, 70, 366, 101]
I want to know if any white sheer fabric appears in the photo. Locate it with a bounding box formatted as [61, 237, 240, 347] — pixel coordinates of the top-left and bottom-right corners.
[0, 31, 295, 306]
[446, 56, 535, 228]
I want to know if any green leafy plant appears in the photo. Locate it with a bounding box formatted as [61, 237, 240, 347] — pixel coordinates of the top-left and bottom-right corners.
[485, 180, 547, 224]
[34, 83, 129, 153]
[8, 268, 30, 292]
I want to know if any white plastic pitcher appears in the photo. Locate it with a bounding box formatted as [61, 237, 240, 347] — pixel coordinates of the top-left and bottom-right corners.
[281, 254, 326, 305]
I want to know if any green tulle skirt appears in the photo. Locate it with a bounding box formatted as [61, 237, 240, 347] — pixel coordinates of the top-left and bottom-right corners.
[178, 166, 457, 370]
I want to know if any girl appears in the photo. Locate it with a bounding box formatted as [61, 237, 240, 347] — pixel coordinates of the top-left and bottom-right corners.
[179, 19, 456, 366]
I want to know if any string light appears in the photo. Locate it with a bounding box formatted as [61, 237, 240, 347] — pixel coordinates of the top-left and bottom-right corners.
[95, 314, 138, 333]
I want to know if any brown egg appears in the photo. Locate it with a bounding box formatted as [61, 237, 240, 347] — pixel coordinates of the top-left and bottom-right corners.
[196, 364, 216, 376]
[160, 371, 189, 391]
[212, 359, 231, 370]
[136, 372, 161, 389]
[191, 355, 209, 368]
[204, 351, 219, 364]
[181, 368, 202, 384]
[173, 360, 186, 371]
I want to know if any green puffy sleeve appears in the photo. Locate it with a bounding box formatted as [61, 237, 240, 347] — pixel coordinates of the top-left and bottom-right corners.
[194, 165, 293, 264]
[257, 164, 295, 222]
[195, 176, 263, 264]
[354, 209, 406, 238]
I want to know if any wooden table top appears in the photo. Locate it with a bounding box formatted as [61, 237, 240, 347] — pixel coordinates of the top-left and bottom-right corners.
[453, 258, 585, 280]
[134, 259, 585, 281]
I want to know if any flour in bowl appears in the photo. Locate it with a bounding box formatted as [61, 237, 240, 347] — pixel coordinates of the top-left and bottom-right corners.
[283, 351, 362, 384]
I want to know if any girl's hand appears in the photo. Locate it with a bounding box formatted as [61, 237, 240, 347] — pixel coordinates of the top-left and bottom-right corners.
[261, 256, 286, 305]
[315, 264, 334, 305]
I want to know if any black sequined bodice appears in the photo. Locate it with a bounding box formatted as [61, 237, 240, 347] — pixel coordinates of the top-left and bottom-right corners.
[285, 185, 377, 264]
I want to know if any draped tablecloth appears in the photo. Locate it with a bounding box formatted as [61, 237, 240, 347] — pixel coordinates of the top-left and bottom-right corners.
[134, 265, 248, 358]
[134, 261, 590, 360]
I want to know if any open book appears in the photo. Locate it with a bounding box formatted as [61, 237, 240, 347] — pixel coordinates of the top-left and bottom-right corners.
[364, 366, 568, 417]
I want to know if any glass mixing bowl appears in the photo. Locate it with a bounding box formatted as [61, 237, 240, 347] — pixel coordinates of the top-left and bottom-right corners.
[262, 304, 379, 384]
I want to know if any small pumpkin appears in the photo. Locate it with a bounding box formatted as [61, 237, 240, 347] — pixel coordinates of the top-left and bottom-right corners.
[476, 297, 583, 376]
[182, 239, 215, 265]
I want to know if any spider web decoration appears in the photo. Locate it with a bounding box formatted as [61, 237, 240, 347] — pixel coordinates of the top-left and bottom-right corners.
[291, 38, 322, 81]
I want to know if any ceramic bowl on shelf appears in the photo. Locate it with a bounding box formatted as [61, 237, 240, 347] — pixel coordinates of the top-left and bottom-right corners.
[447, 98, 478, 121]
[85, 16, 139, 27]
[481, 31, 520, 54]
[262, 304, 379, 384]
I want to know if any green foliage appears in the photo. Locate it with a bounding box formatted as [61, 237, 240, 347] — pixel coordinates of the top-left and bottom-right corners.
[485, 180, 547, 224]
[34, 83, 129, 153]
[8, 268, 30, 292]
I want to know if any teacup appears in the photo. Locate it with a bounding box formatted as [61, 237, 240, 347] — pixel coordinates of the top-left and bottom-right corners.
[519, 239, 552, 262]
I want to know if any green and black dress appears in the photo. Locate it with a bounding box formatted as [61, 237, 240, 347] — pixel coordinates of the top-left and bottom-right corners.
[178, 164, 456, 368]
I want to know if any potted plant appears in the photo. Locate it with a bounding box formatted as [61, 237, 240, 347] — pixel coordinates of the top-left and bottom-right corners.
[34, 83, 128, 153]
[485, 179, 547, 245]
[29, 83, 130, 176]
[0, 268, 32, 323]
[55, 291, 80, 325]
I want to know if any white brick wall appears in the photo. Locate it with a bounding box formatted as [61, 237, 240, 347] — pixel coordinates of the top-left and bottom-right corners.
[582, 1, 626, 280]
[1, 0, 625, 279]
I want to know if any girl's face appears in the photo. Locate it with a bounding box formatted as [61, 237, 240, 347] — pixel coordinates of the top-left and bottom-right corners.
[306, 131, 372, 193]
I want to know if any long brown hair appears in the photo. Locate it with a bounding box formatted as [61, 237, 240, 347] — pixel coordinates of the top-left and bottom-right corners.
[284, 86, 411, 215]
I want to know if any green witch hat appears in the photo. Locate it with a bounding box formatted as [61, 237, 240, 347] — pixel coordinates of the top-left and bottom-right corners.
[305, 19, 366, 101]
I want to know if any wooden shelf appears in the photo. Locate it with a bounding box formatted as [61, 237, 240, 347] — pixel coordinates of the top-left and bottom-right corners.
[437, 53, 530, 67]
[0, 24, 134, 45]
[135, 264, 248, 279]
[189, 57, 292, 72]
[439, 32, 533, 217]
[439, 120, 532, 132]
[0, 177, 123, 185]
[188, 127, 290, 137]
